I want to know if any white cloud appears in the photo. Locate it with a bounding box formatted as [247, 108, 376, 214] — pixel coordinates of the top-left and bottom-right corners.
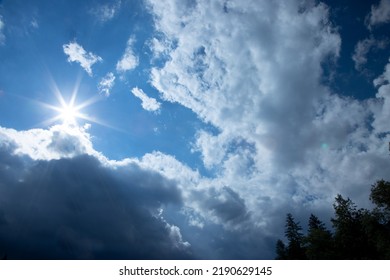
[146, 0, 390, 233]
[352, 36, 388, 70]
[63, 41, 102, 76]
[149, 37, 173, 59]
[91, 0, 121, 22]
[98, 72, 116, 97]
[367, 0, 390, 28]
[0, 15, 5, 45]
[116, 37, 139, 72]
[0, 124, 95, 161]
[131, 87, 161, 112]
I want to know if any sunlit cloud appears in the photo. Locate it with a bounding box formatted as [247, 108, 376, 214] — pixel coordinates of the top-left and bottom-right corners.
[63, 41, 102, 76]
[98, 72, 116, 97]
[116, 37, 138, 73]
[131, 87, 161, 112]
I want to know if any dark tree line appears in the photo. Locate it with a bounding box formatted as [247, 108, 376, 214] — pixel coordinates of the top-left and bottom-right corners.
[276, 180, 390, 259]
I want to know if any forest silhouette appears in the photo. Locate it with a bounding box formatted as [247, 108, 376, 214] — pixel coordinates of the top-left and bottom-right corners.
[276, 180, 390, 259]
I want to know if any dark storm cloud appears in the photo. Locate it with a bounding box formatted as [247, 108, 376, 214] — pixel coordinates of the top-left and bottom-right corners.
[0, 142, 191, 259]
[202, 186, 250, 224]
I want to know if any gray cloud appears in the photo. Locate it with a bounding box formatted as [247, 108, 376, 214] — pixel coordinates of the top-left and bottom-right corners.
[367, 0, 390, 29]
[352, 36, 388, 71]
[0, 136, 191, 259]
[201, 186, 250, 225]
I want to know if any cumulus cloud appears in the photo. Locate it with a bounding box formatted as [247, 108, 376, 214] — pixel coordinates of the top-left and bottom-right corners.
[0, 124, 272, 259]
[131, 87, 161, 112]
[352, 36, 388, 70]
[149, 37, 174, 59]
[146, 0, 390, 239]
[0, 15, 5, 45]
[367, 0, 390, 28]
[91, 0, 121, 23]
[0, 125, 191, 259]
[98, 72, 116, 97]
[63, 41, 102, 76]
[372, 58, 390, 133]
[0, 124, 95, 161]
[116, 37, 139, 72]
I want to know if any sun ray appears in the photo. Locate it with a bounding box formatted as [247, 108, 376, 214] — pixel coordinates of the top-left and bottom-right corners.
[21, 73, 125, 132]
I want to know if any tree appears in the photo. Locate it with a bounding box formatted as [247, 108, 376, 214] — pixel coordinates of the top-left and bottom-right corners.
[275, 180, 390, 259]
[370, 180, 390, 224]
[367, 180, 390, 258]
[370, 180, 390, 210]
[275, 239, 287, 260]
[331, 194, 377, 259]
[305, 214, 334, 259]
[284, 213, 306, 259]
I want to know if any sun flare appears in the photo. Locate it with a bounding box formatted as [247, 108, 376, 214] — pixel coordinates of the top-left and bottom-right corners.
[58, 103, 80, 124]
[35, 76, 116, 130]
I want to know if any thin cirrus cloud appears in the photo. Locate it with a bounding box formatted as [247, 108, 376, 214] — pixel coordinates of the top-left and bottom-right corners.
[98, 72, 116, 97]
[90, 0, 121, 23]
[131, 87, 161, 112]
[116, 37, 139, 73]
[0, 15, 5, 45]
[63, 41, 102, 76]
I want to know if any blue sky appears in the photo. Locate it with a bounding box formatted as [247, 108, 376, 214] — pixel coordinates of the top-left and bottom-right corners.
[0, 0, 389, 259]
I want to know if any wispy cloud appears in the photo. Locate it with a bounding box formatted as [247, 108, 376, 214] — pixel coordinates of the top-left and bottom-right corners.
[63, 41, 102, 76]
[30, 18, 39, 29]
[352, 36, 388, 70]
[0, 15, 5, 45]
[98, 72, 116, 97]
[116, 37, 139, 73]
[91, 0, 121, 23]
[131, 87, 161, 112]
[367, 0, 390, 28]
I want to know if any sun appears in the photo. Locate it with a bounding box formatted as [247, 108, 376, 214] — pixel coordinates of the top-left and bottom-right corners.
[58, 103, 81, 124]
[35, 76, 115, 130]
[38, 87, 99, 127]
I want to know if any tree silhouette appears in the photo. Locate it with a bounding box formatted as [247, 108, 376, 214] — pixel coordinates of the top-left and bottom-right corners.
[275, 239, 287, 260]
[368, 180, 390, 258]
[305, 214, 334, 259]
[331, 195, 376, 259]
[371, 180, 390, 221]
[275, 180, 390, 259]
[278, 213, 306, 259]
